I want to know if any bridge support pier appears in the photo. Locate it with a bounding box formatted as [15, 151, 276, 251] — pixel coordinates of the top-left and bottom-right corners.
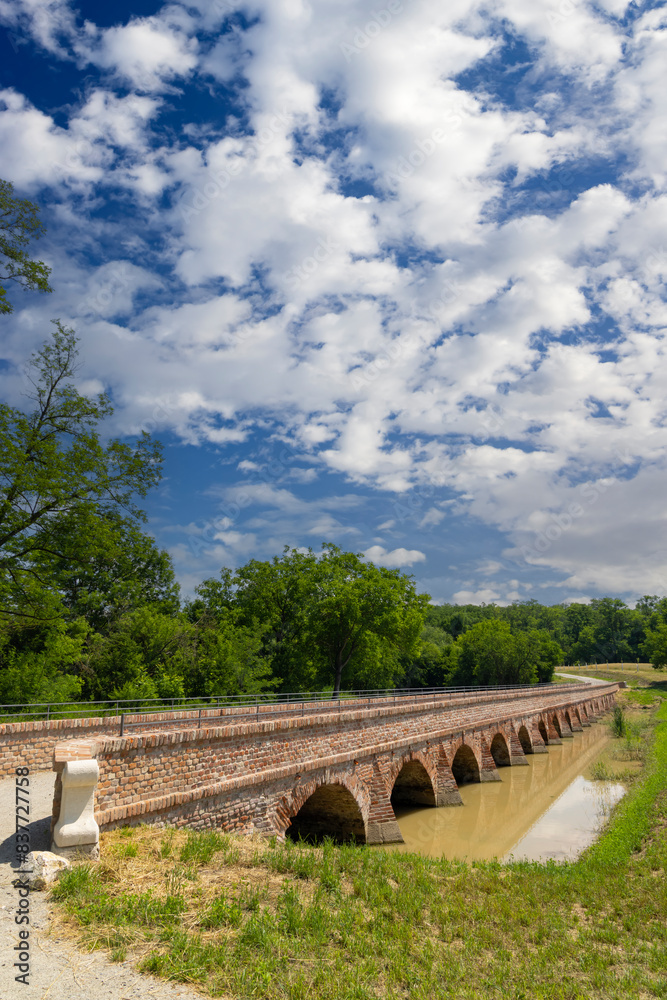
[560, 719, 575, 739]
[434, 746, 463, 805]
[366, 819, 403, 844]
[508, 729, 529, 766]
[366, 764, 404, 844]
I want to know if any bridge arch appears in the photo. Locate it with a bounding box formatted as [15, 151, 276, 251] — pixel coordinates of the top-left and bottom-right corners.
[552, 714, 562, 738]
[489, 732, 511, 767]
[564, 710, 573, 731]
[538, 719, 549, 745]
[283, 779, 366, 844]
[451, 744, 480, 785]
[517, 725, 533, 754]
[390, 756, 437, 808]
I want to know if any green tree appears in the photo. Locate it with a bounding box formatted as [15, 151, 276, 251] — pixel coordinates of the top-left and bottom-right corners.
[308, 544, 429, 696]
[185, 575, 276, 698]
[0, 179, 52, 314]
[83, 606, 191, 702]
[525, 628, 563, 682]
[0, 323, 162, 620]
[50, 511, 180, 631]
[452, 619, 539, 686]
[570, 625, 599, 664]
[640, 624, 667, 669]
[590, 597, 633, 662]
[232, 548, 320, 691]
[398, 623, 453, 687]
[0, 617, 86, 705]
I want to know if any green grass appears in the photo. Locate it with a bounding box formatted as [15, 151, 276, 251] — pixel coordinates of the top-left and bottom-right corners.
[51, 700, 667, 1000]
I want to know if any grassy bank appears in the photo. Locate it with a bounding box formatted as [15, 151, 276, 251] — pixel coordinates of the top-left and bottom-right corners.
[51, 696, 667, 1000]
[562, 662, 666, 692]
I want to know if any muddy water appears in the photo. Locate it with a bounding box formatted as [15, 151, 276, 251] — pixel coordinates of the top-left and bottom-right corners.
[384, 724, 625, 862]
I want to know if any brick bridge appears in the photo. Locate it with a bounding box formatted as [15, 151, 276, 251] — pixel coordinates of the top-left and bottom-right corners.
[50, 682, 617, 857]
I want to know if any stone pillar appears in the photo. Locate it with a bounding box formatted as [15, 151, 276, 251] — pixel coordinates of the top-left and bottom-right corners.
[479, 740, 501, 782]
[366, 763, 403, 845]
[507, 728, 529, 766]
[546, 718, 562, 744]
[51, 760, 100, 860]
[559, 713, 574, 739]
[434, 744, 463, 806]
[530, 722, 549, 753]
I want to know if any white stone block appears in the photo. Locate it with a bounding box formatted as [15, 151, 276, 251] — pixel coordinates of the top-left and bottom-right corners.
[52, 759, 100, 852]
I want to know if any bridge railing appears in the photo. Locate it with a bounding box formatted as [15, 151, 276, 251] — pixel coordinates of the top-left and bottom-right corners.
[0, 679, 606, 735]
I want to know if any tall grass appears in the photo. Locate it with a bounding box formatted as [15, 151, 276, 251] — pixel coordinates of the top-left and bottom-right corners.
[610, 704, 627, 737]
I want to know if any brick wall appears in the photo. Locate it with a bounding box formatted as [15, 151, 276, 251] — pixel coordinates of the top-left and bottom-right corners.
[2, 683, 589, 777]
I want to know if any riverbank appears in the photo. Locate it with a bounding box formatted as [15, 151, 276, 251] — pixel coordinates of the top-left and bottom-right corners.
[48, 689, 666, 1000]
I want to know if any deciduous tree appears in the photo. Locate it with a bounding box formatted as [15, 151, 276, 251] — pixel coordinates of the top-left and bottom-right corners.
[0, 178, 52, 314]
[0, 323, 162, 620]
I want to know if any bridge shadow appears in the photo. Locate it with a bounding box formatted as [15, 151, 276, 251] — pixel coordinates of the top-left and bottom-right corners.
[391, 761, 436, 809]
[285, 783, 366, 845]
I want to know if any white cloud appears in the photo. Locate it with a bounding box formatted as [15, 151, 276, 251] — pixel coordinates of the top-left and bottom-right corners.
[81, 8, 199, 93]
[364, 545, 426, 568]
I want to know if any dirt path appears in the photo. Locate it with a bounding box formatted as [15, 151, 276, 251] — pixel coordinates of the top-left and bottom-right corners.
[555, 671, 610, 685]
[0, 771, 204, 1000]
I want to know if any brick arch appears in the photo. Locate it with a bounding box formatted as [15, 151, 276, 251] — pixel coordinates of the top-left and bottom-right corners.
[516, 724, 533, 754]
[489, 731, 511, 767]
[387, 749, 437, 794]
[573, 707, 583, 726]
[277, 774, 367, 843]
[451, 742, 481, 785]
[390, 751, 438, 808]
[564, 710, 573, 731]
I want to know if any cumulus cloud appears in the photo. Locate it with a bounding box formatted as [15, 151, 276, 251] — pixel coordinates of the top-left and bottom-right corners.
[364, 545, 426, 568]
[1, 0, 666, 600]
[84, 9, 199, 93]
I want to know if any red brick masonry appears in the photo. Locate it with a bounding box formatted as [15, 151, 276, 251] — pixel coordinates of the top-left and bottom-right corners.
[49, 683, 617, 846]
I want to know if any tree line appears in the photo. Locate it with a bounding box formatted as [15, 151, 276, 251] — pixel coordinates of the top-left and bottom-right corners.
[1, 179, 665, 709]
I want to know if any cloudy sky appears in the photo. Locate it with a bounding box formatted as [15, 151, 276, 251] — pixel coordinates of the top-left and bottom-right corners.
[1, 0, 666, 606]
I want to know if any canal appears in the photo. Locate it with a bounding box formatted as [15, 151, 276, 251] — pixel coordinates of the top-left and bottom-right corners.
[382, 722, 625, 862]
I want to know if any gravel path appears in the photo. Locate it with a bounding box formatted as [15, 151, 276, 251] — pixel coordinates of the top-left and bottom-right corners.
[0, 771, 204, 1000]
[555, 671, 614, 685]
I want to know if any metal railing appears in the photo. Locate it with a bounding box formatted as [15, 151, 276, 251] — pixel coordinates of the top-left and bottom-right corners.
[0, 678, 605, 736]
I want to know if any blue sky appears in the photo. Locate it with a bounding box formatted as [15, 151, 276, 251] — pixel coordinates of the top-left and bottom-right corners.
[1, 0, 667, 606]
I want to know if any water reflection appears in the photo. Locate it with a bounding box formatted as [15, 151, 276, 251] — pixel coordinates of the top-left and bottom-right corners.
[504, 776, 625, 862]
[382, 723, 625, 862]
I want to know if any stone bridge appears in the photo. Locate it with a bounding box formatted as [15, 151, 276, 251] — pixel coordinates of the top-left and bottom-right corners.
[50, 682, 617, 858]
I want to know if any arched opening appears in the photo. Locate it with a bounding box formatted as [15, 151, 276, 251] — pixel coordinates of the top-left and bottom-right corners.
[490, 733, 511, 767]
[517, 725, 532, 754]
[574, 708, 583, 726]
[565, 711, 573, 731]
[451, 744, 480, 786]
[552, 715, 562, 738]
[538, 720, 549, 745]
[285, 784, 365, 844]
[391, 760, 436, 808]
